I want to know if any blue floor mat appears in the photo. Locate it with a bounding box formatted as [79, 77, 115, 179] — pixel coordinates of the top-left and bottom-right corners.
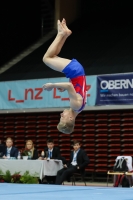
[0, 184, 133, 200]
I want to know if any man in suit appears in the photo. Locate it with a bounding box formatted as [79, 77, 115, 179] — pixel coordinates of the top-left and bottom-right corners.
[40, 138, 61, 184]
[55, 140, 89, 185]
[44, 138, 61, 159]
[3, 137, 18, 159]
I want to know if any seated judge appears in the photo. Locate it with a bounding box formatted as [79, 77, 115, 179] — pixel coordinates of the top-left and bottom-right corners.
[55, 140, 89, 185]
[3, 137, 18, 159]
[25, 140, 38, 160]
[39, 138, 61, 184]
[40, 138, 61, 160]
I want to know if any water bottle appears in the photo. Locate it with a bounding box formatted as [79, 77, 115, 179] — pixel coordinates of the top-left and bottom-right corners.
[17, 151, 21, 159]
[41, 151, 44, 159]
[7, 152, 10, 159]
[28, 152, 31, 160]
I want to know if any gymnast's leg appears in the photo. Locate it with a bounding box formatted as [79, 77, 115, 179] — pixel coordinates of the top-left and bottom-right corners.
[42, 18, 72, 72]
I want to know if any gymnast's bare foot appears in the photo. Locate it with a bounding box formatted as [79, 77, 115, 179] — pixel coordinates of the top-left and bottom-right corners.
[62, 18, 72, 36]
[57, 20, 67, 36]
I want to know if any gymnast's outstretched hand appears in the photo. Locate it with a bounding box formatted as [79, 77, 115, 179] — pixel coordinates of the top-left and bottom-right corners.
[42, 83, 54, 91]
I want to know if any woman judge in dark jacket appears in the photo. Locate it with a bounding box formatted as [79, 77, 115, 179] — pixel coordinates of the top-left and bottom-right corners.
[25, 140, 38, 160]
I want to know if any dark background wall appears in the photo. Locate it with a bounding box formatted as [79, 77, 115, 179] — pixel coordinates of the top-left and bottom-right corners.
[0, 0, 133, 73]
[0, 0, 41, 66]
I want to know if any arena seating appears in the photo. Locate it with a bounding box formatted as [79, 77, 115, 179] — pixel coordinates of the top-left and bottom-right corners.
[0, 109, 133, 180]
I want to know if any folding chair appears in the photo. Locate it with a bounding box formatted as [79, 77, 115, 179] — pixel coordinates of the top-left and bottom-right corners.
[71, 171, 87, 186]
[107, 155, 132, 186]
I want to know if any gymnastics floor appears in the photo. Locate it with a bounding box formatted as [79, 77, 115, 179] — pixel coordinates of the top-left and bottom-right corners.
[0, 183, 133, 200]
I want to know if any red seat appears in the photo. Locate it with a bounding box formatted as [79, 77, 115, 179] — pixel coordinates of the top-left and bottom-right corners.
[84, 148, 95, 153]
[95, 138, 107, 142]
[4, 120, 14, 125]
[95, 124, 108, 127]
[96, 113, 108, 117]
[95, 158, 108, 163]
[36, 131, 47, 138]
[36, 139, 46, 144]
[15, 120, 25, 125]
[15, 125, 25, 129]
[108, 117, 121, 122]
[95, 148, 108, 152]
[0, 131, 3, 139]
[108, 153, 120, 158]
[109, 128, 121, 132]
[121, 133, 132, 137]
[83, 139, 95, 145]
[121, 144, 133, 148]
[25, 133, 36, 137]
[82, 132, 96, 139]
[121, 112, 133, 117]
[95, 153, 107, 157]
[14, 139, 25, 148]
[5, 116, 15, 120]
[59, 138, 70, 143]
[36, 124, 47, 130]
[83, 143, 95, 147]
[47, 128, 59, 133]
[83, 123, 95, 128]
[0, 124, 4, 132]
[96, 118, 108, 122]
[37, 115, 47, 119]
[71, 133, 83, 138]
[108, 148, 121, 152]
[95, 128, 108, 132]
[48, 125, 57, 130]
[37, 119, 47, 124]
[82, 131, 95, 136]
[4, 125, 14, 129]
[59, 134, 70, 139]
[15, 116, 25, 120]
[121, 117, 133, 122]
[95, 168, 108, 173]
[15, 134, 25, 139]
[73, 128, 83, 133]
[121, 149, 133, 153]
[48, 114, 59, 119]
[47, 133, 59, 137]
[4, 131, 15, 139]
[95, 133, 108, 137]
[108, 138, 120, 142]
[108, 123, 121, 127]
[26, 115, 36, 120]
[25, 120, 36, 124]
[25, 125, 36, 129]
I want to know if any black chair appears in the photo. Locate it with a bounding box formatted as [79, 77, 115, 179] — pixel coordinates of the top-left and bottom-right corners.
[71, 172, 87, 186]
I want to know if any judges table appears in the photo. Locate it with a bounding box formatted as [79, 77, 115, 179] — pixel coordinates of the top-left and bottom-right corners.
[0, 159, 63, 180]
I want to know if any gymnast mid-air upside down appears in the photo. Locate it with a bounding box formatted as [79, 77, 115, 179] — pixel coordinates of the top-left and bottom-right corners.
[42, 18, 87, 134]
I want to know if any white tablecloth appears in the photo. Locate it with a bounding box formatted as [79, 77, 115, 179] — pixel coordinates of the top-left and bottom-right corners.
[43, 159, 63, 176]
[0, 159, 63, 180]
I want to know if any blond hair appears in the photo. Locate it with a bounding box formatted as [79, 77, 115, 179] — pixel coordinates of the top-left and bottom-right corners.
[25, 140, 34, 157]
[57, 121, 75, 134]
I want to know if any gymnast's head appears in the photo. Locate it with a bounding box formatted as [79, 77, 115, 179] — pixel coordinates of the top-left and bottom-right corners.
[57, 109, 75, 134]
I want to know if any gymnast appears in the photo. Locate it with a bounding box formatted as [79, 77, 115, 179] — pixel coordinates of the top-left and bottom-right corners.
[42, 18, 87, 134]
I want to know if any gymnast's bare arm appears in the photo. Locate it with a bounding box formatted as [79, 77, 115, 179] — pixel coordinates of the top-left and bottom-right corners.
[42, 82, 82, 110]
